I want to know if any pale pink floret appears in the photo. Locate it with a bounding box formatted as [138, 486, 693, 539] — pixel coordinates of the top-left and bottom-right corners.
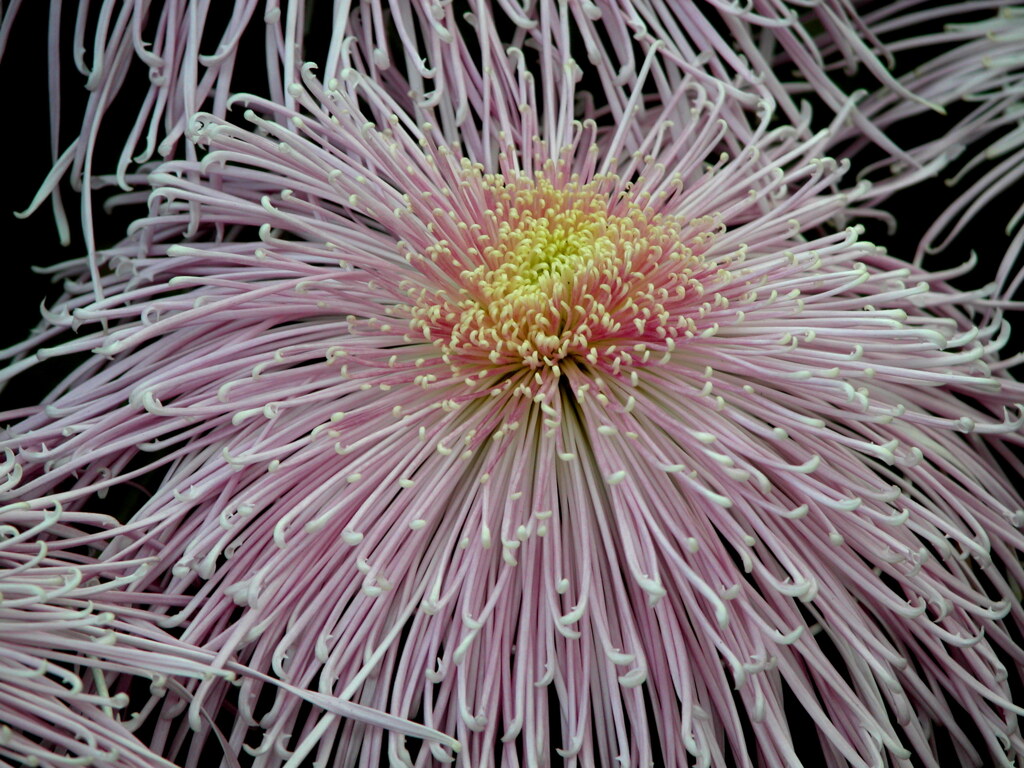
[0, 479, 454, 768]
[0, 496, 220, 768]
[2, 3, 1024, 768]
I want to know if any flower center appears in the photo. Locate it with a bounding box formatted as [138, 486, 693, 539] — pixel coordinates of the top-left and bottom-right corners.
[406, 168, 722, 383]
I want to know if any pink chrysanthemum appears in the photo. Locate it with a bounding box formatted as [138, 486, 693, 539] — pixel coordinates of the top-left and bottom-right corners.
[3, 3, 1024, 768]
[0, 498, 223, 768]
[0, 463, 454, 768]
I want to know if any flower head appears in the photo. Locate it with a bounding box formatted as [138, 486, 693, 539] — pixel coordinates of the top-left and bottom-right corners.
[3, 3, 1024, 768]
[403, 162, 725, 386]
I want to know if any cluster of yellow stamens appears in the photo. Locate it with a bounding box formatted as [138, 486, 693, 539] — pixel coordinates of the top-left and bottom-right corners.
[406, 167, 722, 383]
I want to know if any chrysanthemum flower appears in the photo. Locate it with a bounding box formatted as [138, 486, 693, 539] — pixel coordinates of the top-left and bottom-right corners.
[0, 499, 175, 768]
[0, 496, 223, 768]
[0, 465, 454, 768]
[3, 3, 1024, 768]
